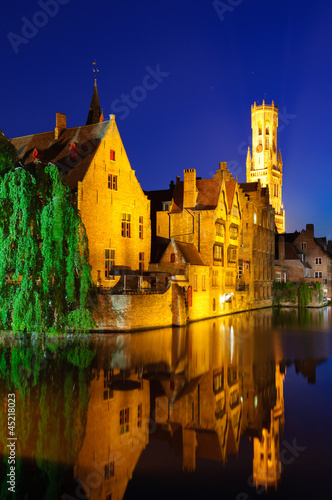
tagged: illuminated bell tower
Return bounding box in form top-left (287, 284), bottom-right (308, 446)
top-left (246, 100), bottom-right (285, 233)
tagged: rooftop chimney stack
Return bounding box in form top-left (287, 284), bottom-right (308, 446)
top-left (183, 169), bottom-right (198, 208)
top-left (55, 112), bottom-right (66, 139)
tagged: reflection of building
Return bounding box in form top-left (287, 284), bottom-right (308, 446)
top-left (253, 364), bottom-right (285, 490)
top-left (75, 368), bottom-right (149, 500)
top-left (246, 101), bottom-right (285, 233)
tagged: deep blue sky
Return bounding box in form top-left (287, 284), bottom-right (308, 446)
top-left (1, 0), bottom-right (332, 237)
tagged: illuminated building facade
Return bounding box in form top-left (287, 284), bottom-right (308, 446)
top-left (246, 101), bottom-right (285, 233)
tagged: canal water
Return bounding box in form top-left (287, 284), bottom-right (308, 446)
top-left (0, 307), bottom-right (332, 500)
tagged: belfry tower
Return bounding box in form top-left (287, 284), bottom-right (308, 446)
top-left (246, 101), bottom-right (285, 233)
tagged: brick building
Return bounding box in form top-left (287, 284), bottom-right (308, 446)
top-left (10, 81), bottom-right (151, 288)
top-left (275, 224), bottom-right (332, 298)
top-left (239, 181), bottom-right (275, 308)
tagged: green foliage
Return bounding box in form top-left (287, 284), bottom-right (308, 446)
top-left (0, 160), bottom-right (95, 334)
top-left (273, 281), bottom-right (297, 306)
top-left (298, 282), bottom-right (313, 308)
top-left (314, 281), bottom-right (323, 303)
top-left (0, 130), bottom-right (18, 174)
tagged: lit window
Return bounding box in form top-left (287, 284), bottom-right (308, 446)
top-left (120, 408), bottom-right (129, 434)
top-left (216, 223), bottom-right (224, 237)
top-left (276, 272), bottom-right (281, 283)
top-left (110, 149), bottom-right (115, 161)
top-left (254, 212), bottom-right (257, 224)
top-left (230, 226), bottom-right (238, 240)
top-left (105, 249), bottom-right (115, 279)
top-left (139, 216), bottom-right (143, 239)
top-left (213, 244), bottom-right (223, 263)
top-left (121, 214), bottom-right (131, 238)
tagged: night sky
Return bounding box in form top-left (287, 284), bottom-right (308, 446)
top-left (1, 0), bottom-right (332, 237)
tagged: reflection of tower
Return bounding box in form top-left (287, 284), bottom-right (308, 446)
top-left (253, 363), bottom-right (284, 490)
top-left (246, 101), bottom-right (285, 233)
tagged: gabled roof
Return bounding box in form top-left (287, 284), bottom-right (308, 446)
top-left (225, 180), bottom-right (237, 208)
top-left (174, 240), bottom-right (205, 266)
top-left (10, 121), bottom-right (110, 191)
top-left (239, 181), bottom-right (259, 193)
top-left (171, 177), bottom-right (222, 211)
top-left (284, 242), bottom-right (311, 268)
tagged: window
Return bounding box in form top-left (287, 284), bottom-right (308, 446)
top-left (253, 212), bottom-right (257, 224)
top-left (314, 272), bottom-right (322, 278)
top-left (315, 257), bottom-right (322, 265)
top-left (105, 461), bottom-right (115, 479)
top-left (233, 205), bottom-right (239, 218)
top-left (202, 275), bottom-right (206, 291)
top-left (139, 216), bottom-right (144, 239)
top-left (162, 201), bottom-right (171, 211)
top-left (194, 275), bottom-right (198, 291)
top-left (139, 252), bottom-right (144, 273)
top-left (108, 174), bottom-right (117, 190)
top-left (301, 242), bottom-right (307, 250)
top-left (170, 253), bottom-right (175, 263)
top-left (212, 270), bottom-right (219, 287)
top-left (213, 370), bottom-right (224, 393)
top-left (121, 213), bottom-right (131, 238)
top-left (110, 149), bottom-right (115, 161)
top-left (105, 249), bottom-right (115, 278)
top-left (216, 223), bottom-right (224, 237)
top-left (212, 298), bottom-right (216, 312)
top-left (213, 244), bottom-right (223, 263)
top-left (138, 404), bottom-right (142, 428)
top-left (230, 226), bottom-right (238, 240)
top-left (120, 408), bottom-right (129, 434)
top-left (276, 272), bottom-right (281, 283)
top-left (265, 137), bottom-right (269, 149)
top-left (258, 123), bottom-right (262, 135)
top-left (227, 247), bottom-right (237, 263)
top-left (103, 370), bottom-right (113, 400)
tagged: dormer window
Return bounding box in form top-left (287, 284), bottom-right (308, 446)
top-left (110, 150), bottom-right (115, 161)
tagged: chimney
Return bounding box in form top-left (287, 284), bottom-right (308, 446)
top-left (305, 224), bottom-right (314, 237)
top-left (55, 112), bottom-right (66, 139)
top-left (183, 169), bottom-right (198, 208)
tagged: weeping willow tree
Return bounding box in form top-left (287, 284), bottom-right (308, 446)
top-left (0, 133), bottom-right (95, 333)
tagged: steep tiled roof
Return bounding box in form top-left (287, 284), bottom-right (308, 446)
top-left (225, 180), bottom-right (236, 208)
top-left (284, 242), bottom-right (311, 268)
top-left (171, 177), bottom-right (222, 211)
top-left (174, 241), bottom-right (205, 265)
top-left (239, 182), bottom-right (259, 193)
top-left (10, 121), bottom-right (110, 191)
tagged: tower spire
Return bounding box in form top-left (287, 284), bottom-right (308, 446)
top-left (86, 61), bottom-right (102, 125)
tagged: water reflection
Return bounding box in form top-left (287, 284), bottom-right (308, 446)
top-left (0, 307), bottom-right (331, 499)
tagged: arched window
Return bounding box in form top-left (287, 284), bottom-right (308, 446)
top-left (170, 253), bottom-right (175, 263)
top-left (258, 122), bottom-right (262, 135)
top-left (266, 123), bottom-right (270, 135)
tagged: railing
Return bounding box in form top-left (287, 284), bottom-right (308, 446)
top-left (98, 285), bottom-right (171, 295)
